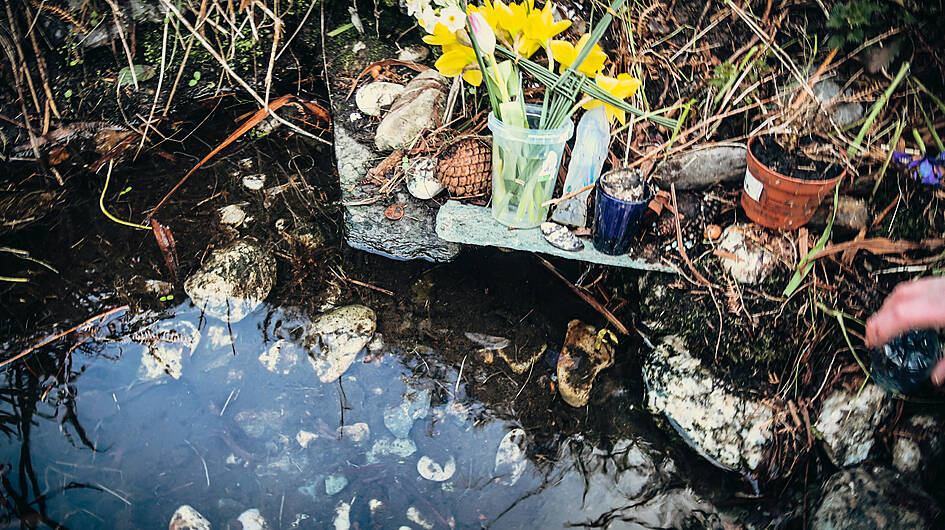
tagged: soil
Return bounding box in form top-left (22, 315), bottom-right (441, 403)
top-left (752, 135), bottom-right (844, 181)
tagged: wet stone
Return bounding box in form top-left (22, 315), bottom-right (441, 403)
top-left (235, 409), bottom-right (282, 439)
top-left (557, 320), bottom-right (616, 407)
top-left (810, 466), bottom-right (940, 529)
top-left (383, 388), bottom-right (431, 438)
top-left (136, 320), bottom-right (200, 380)
top-left (325, 474), bottom-right (348, 496)
top-left (184, 239), bottom-right (276, 323)
top-left (815, 384), bottom-right (890, 467)
top-left (643, 335), bottom-right (773, 471)
top-left (306, 305), bottom-right (377, 383)
top-left (417, 455), bottom-right (456, 482)
top-left (259, 339), bottom-right (302, 375)
top-left (355, 81), bottom-right (406, 117)
top-left (297, 430), bottom-right (319, 448)
top-left (494, 428), bottom-right (528, 486)
top-left (893, 415), bottom-right (944, 476)
top-left (237, 509), bottom-right (271, 530)
top-left (333, 500), bottom-right (352, 530)
top-left (375, 70), bottom-right (448, 151)
top-left (717, 224), bottom-right (777, 285)
top-left (407, 506), bottom-right (435, 530)
top-left (656, 144), bottom-right (747, 191)
top-left (169, 505), bottom-right (211, 530)
top-left (367, 437), bottom-right (418, 463)
top-left (337, 422), bottom-right (371, 444)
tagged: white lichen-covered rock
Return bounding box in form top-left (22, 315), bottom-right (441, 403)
top-left (892, 415), bottom-right (943, 475)
top-left (494, 428), bottom-right (528, 486)
top-left (717, 224), bottom-right (777, 285)
top-left (643, 335), bottom-right (773, 471)
top-left (306, 305), bottom-right (377, 382)
top-left (169, 505), bottom-right (211, 530)
top-left (383, 388), bottom-right (430, 438)
top-left (184, 239), bottom-right (276, 323)
top-left (355, 81), bottom-right (406, 117)
top-left (815, 384), bottom-right (890, 467)
top-left (236, 509), bottom-right (270, 530)
top-left (136, 320), bottom-right (200, 380)
top-left (810, 466), bottom-right (941, 529)
top-left (375, 70), bottom-right (448, 151)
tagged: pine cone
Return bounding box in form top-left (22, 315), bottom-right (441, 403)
top-left (435, 138), bottom-right (492, 197)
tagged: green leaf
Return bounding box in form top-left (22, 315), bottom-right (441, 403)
top-left (64, 89), bottom-right (73, 98)
top-left (116, 64), bottom-right (156, 87)
top-left (193, 71), bottom-right (201, 81)
top-left (782, 183), bottom-right (841, 298)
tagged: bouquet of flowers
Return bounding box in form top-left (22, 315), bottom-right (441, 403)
top-left (409, 0), bottom-right (663, 227)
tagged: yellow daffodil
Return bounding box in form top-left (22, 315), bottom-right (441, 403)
top-left (581, 73), bottom-right (642, 125)
top-left (523, 2), bottom-right (570, 51)
top-left (434, 43), bottom-right (483, 86)
top-left (495, 0), bottom-right (529, 37)
top-left (549, 34), bottom-right (609, 77)
top-left (422, 23), bottom-right (459, 47)
top-left (467, 0), bottom-right (501, 31)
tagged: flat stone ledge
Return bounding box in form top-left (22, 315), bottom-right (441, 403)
top-left (435, 200), bottom-right (673, 271)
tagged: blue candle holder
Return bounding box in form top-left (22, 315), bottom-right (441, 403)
top-left (591, 170), bottom-right (652, 256)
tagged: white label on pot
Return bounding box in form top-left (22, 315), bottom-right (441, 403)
top-left (743, 167), bottom-right (764, 202)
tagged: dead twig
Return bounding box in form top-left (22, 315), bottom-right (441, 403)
top-left (536, 255), bottom-right (629, 335)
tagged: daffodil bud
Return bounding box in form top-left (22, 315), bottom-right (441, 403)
top-left (455, 28), bottom-right (473, 48)
top-left (468, 12), bottom-right (496, 56)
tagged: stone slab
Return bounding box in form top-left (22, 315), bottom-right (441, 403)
top-left (435, 201), bottom-right (673, 272)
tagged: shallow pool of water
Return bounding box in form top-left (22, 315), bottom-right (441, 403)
top-left (0, 296), bottom-right (730, 529)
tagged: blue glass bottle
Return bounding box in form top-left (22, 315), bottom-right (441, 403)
top-left (871, 329), bottom-right (943, 394)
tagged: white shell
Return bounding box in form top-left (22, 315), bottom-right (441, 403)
top-left (417, 455), bottom-right (456, 482)
top-left (406, 158), bottom-right (444, 200)
top-left (540, 222), bottom-right (584, 251)
top-left (242, 174), bottom-right (266, 190)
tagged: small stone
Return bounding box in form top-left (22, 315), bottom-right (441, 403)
top-left (557, 320), bottom-right (616, 407)
top-left (259, 339), bottom-right (301, 375)
top-left (815, 384), bottom-right (890, 467)
top-left (809, 196), bottom-right (869, 232)
top-left (184, 239), bottom-right (276, 323)
top-left (356, 82), bottom-right (406, 117)
top-left (169, 505), bottom-right (211, 530)
top-left (892, 414), bottom-right (943, 475)
top-left (384, 388), bottom-right (431, 438)
top-left (136, 320), bottom-right (200, 380)
top-left (657, 144), bottom-right (748, 191)
top-left (417, 455), bottom-right (456, 482)
top-left (306, 305), bottom-right (377, 383)
top-left (235, 409), bottom-right (282, 439)
top-left (237, 509), bottom-right (270, 530)
top-left (397, 45), bottom-right (429, 62)
top-left (406, 161), bottom-right (445, 200)
top-left (367, 437), bottom-right (417, 463)
top-left (242, 174), bottom-right (266, 190)
top-left (325, 474), bottom-right (348, 496)
top-left (717, 224), bottom-right (777, 285)
top-left (297, 430), bottom-right (319, 448)
top-left (494, 428), bottom-right (528, 486)
top-left (810, 466), bottom-right (940, 529)
top-left (813, 80), bottom-right (865, 129)
top-left (337, 422), bottom-right (370, 443)
top-left (375, 70), bottom-right (448, 151)
top-left (406, 506), bottom-right (434, 530)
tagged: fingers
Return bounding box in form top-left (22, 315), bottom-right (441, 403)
top-left (866, 277), bottom-right (945, 348)
top-left (932, 357), bottom-right (945, 386)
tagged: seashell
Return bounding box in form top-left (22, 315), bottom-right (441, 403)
top-left (406, 157), bottom-right (445, 199)
top-left (540, 222), bottom-right (584, 252)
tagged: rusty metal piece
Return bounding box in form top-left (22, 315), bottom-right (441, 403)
top-left (385, 203), bottom-right (405, 220)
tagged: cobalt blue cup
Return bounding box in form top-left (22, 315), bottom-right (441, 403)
top-left (592, 174), bottom-right (652, 255)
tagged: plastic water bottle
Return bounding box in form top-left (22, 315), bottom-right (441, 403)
top-left (871, 329), bottom-right (943, 394)
top-left (551, 107), bottom-right (610, 228)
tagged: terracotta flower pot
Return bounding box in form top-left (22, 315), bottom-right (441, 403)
top-left (741, 136), bottom-right (846, 230)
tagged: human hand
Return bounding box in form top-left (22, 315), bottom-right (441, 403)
top-left (865, 276), bottom-right (945, 385)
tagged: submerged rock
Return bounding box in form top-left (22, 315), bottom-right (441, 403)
top-left (306, 305), bottom-right (377, 383)
top-left (236, 509), bottom-right (271, 530)
top-left (325, 474), bottom-right (348, 496)
top-left (169, 505), bottom-right (211, 530)
top-left (337, 422), bottom-right (371, 444)
top-left (136, 320), bottom-right (200, 380)
top-left (356, 81), bottom-right (406, 117)
top-left (367, 437), bottom-right (418, 463)
top-left (375, 70), bottom-right (448, 151)
top-left (601, 488), bottom-right (722, 529)
top-left (893, 415), bottom-right (944, 476)
top-left (557, 320), bottom-right (616, 407)
top-left (332, 500), bottom-right (352, 530)
top-left (494, 428), bottom-right (528, 486)
top-left (810, 466), bottom-right (940, 529)
top-left (417, 455), bottom-right (456, 482)
top-left (184, 239), bottom-right (276, 323)
top-left (384, 388), bottom-right (431, 438)
top-left (235, 409), bottom-right (283, 439)
top-left (717, 224), bottom-right (777, 285)
top-left (643, 335), bottom-right (773, 471)
top-left (815, 384), bottom-right (890, 467)
top-left (258, 339), bottom-right (302, 375)
top-left (656, 144), bottom-right (747, 191)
